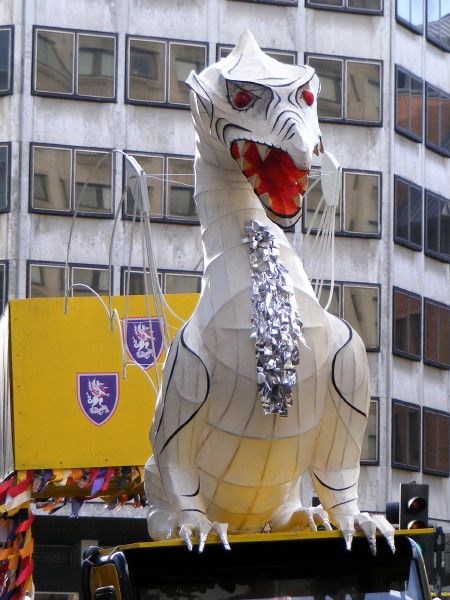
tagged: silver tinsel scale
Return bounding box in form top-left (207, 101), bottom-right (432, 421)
top-left (242, 220), bottom-right (307, 418)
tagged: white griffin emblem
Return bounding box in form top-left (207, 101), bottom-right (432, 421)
top-left (133, 322), bottom-right (153, 360)
top-left (86, 378), bottom-right (110, 416)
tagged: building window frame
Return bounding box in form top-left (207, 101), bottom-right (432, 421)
top-left (122, 151), bottom-right (198, 225)
top-left (29, 143), bottom-right (114, 218)
top-left (216, 44), bottom-right (297, 64)
top-left (0, 26), bottom-right (14, 95)
top-left (126, 35), bottom-right (208, 109)
top-left (305, 53), bottom-right (383, 126)
top-left (120, 267), bottom-right (202, 295)
top-left (391, 399), bottom-right (421, 471)
top-left (422, 407), bottom-right (450, 477)
top-left (360, 398), bottom-right (380, 465)
top-left (395, 66), bottom-right (424, 142)
top-left (392, 286), bottom-right (422, 361)
top-left (32, 26), bottom-right (117, 102)
top-left (27, 260), bottom-right (112, 298)
top-left (425, 83), bottom-right (450, 157)
top-left (393, 175), bottom-right (423, 251)
top-left (0, 261), bottom-right (8, 316)
top-left (423, 298), bottom-right (450, 369)
top-left (0, 142), bottom-right (11, 213)
top-left (426, 0), bottom-right (450, 52)
top-left (306, 0), bottom-right (383, 15)
top-left (395, 0), bottom-right (424, 34)
top-left (424, 190), bottom-right (450, 263)
top-left (303, 167), bottom-right (382, 238)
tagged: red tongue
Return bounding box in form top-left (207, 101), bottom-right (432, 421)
top-left (231, 141), bottom-right (307, 217)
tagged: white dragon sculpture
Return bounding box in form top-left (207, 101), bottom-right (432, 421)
top-left (144, 30), bottom-right (394, 554)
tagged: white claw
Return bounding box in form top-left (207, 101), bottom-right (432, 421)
top-left (198, 520), bottom-right (212, 553)
top-left (179, 524), bottom-right (193, 551)
top-left (212, 522), bottom-right (231, 550)
top-left (342, 530), bottom-right (355, 551)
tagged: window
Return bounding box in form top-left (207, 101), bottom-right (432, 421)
top-left (217, 44), bottom-right (297, 64)
top-left (0, 143), bottom-right (11, 212)
top-left (30, 144), bottom-right (113, 217)
top-left (423, 408), bottom-right (450, 476)
top-left (304, 168), bottom-right (381, 236)
top-left (426, 0), bottom-right (450, 50)
top-left (424, 299), bottom-right (450, 368)
top-left (121, 268), bottom-right (202, 295)
top-left (393, 287), bottom-right (421, 359)
top-left (394, 176), bottom-right (422, 249)
top-left (123, 152), bottom-right (197, 223)
top-left (0, 262), bottom-right (7, 315)
top-left (33, 27), bottom-right (116, 100)
top-left (396, 0), bottom-right (424, 32)
top-left (306, 0), bottom-right (382, 14)
top-left (425, 191), bottom-right (450, 262)
top-left (306, 54), bottom-right (382, 124)
top-left (395, 67), bottom-right (423, 141)
top-left (227, 0), bottom-right (297, 4)
top-left (27, 262), bottom-right (110, 298)
top-left (127, 36), bottom-right (207, 107)
top-left (392, 400), bottom-right (421, 470)
top-left (0, 26), bottom-right (13, 94)
top-left (425, 84), bottom-right (450, 157)
top-left (316, 282), bottom-right (380, 350)
top-left (361, 398), bottom-right (379, 464)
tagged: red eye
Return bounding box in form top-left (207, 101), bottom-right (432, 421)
top-left (233, 90), bottom-right (253, 108)
top-left (302, 90), bottom-right (315, 106)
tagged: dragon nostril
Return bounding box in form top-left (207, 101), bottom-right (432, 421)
top-left (302, 90), bottom-right (315, 106)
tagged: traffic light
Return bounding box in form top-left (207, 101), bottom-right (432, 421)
top-left (399, 483), bottom-right (429, 530)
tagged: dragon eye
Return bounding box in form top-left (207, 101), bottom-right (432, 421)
top-left (302, 90), bottom-right (315, 106)
top-left (233, 90), bottom-right (253, 108)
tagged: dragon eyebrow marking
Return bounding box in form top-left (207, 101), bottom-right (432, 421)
top-left (312, 472), bottom-right (356, 492)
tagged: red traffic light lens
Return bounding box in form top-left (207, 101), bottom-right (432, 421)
top-left (408, 520), bottom-right (427, 529)
top-left (408, 496), bottom-right (427, 514)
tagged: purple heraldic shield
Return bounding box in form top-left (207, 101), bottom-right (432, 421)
top-left (123, 317), bottom-right (164, 370)
top-left (77, 373), bottom-right (119, 426)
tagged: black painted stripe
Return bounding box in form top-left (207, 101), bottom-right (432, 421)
top-left (179, 508), bottom-right (206, 515)
top-left (313, 471), bottom-right (356, 492)
top-left (329, 497), bottom-right (357, 510)
top-left (160, 327), bottom-right (210, 453)
top-left (155, 337), bottom-right (180, 437)
top-left (331, 318), bottom-right (367, 418)
top-left (181, 482), bottom-right (200, 497)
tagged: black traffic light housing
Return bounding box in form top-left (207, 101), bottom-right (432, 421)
top-left (400, 482), bottom-right (429, 530)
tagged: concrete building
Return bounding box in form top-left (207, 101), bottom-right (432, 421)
top-left (0, 0), bottom-right (449, 595)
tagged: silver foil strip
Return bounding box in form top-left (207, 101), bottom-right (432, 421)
top-left (243, 220), bottom-right (306, 418)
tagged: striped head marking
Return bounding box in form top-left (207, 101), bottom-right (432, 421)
top-left (187, 30), bottom-right (324, 228)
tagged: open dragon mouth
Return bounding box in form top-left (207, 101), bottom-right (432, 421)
top-left (230, 140), bottom-right (308, 221)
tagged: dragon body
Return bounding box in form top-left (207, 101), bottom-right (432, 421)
top-left (144, 31), bottom-right (393, 552)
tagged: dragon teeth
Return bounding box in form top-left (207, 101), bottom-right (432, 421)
top-left (259, 192), bottom-right (271, 207)
top-left (236, 140), bottom-right (246, 156)
top-left (248, 174), bottom-right (258, 188)
top-left (256, 144), bottom-right (271, 162)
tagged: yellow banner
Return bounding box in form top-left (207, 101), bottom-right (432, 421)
top-left (9, 294), bottom-right (198, 470)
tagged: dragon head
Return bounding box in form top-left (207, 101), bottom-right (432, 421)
top-left (187, 30), bottom-right (323, 228)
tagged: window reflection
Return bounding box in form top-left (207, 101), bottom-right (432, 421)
top-left (72, 267), bottom-right (109, 296)
top-left (169, 43), bottom-right (206, 105)
top-left (165, 273), bottom-right (201, 294)
top-left (425, 192), bottom-right (450, 260)
top-left (32, 146), bottom-right (71, 211)
top-left (392, 400), bottom-right (421, 469)
top-left (344, 172), bottom-right (380, 234)
top-left (0, 145), bottom-right (8, 210)
top-left (29, 264), bottom-right (66, 298)
top-left (394, 177), bottom-right (422, 249)
top-left (395, 67), bottom-right (423, 140)
top-left (397, 0), bottom-right (424, 30)
top-left (75, 150), bottom-right (112, 213)
top-left (0, 28), bottom-right (12, 93)
top-left (125, 154), bottom-right (164, 218)
top-left (308, 57), bottom-right (343, 119)
top-left (128, 39), bottom-right (165, 102)
top-left (343, 284), bottom-right (379, 349)
top-left (35, 29), bottom-right (74, 94)
top-left (426, 0), bottom-right (450, 49)
top-left (393, 288), bottom-right (421, 358)
top-left (346, 61), bottom-right (381, 122)
top-left (361, 399), bottom-right (378, 463)
top-left (77, 34), bottom-right (115, 98)
top-left (167, 157), bottom-right (195, 219)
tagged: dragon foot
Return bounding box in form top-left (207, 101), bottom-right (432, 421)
top-left (334, 512), bottom-right (395, 555)
top-left (271, 504), bottom-right (333, 532)
top-left (147, 508), bottom-right (230, 552)
top-left (179, 519), bottom-right (230, 553)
